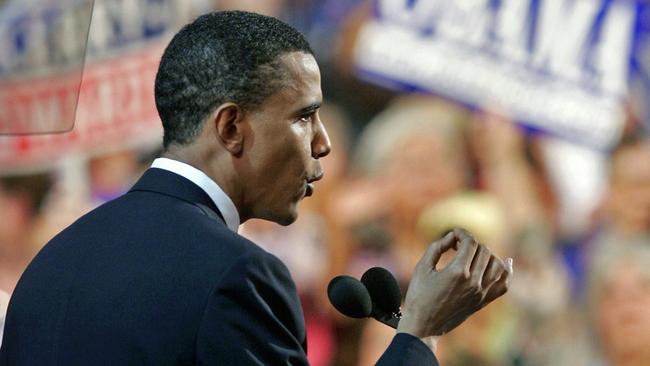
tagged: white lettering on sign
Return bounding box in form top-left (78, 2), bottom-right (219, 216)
top-left (436, 0), bottom-right (492, 48)
top-left (531, 0), bottom-right (601, 84)
top-left (494, 0), bottom-right (530, 64)
top-left (590, 2), bottom-right (635, 95)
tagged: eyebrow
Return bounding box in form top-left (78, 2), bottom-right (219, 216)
top-left (293, 102), bottom-right (321, 117)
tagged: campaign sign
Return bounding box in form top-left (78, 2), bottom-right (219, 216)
top-left (0, 0), bottom-right (194, 171)
top-left (353, 0), bottom-right (645, 149)
top-left (0, 0), bottom-right (93, 134)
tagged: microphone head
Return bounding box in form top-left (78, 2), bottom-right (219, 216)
top-left (360, 267), bottom-right (402, 313)
top-left (327, 275), bottom-right (372, 318)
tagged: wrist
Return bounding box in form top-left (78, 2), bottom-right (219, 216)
top-left (396, 311), bottom-right (426, 338)
top-left (419, 335), bottom-right (438, 354)
top-left (396, 330), bottom-right (438, 354)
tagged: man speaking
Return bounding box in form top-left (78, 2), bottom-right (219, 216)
top-left (0, 11), bottom-right (511, 365)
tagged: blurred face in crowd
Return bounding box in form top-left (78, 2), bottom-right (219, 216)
top-left (239, 52), bottom-right (331, 225)
top-left (608, 141), bottom-right (650, 233)
top-left (384, 133), bottom-right (467, 217)
top-left (596, 261), bottom-right (650, 364)
top-left (0, 175), bottom-right (51, 249)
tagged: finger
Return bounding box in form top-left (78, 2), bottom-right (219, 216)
top-left (417, 231), bottom-right (456, 271)
top-left (452, 228), bottom-right (475, 247)
top-left (470, 244), bottom-right (491, 286)
top-left (481, 255), bottom-right (505, 290)
top-left (451, 237), bottom-right (479, 274)
top-left (430, 231), bottom-right (458, 270)
top-left (483, 257), bottom-right (513, 304)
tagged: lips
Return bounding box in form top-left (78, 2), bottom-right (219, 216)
top-left (304, 172), bottom-right (323, 198)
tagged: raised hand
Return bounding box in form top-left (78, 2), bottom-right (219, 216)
top-left (397, 228), bottom-right (513, 339)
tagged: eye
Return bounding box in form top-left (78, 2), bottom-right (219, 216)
top-left (297, 115), bottom-right (313, 124)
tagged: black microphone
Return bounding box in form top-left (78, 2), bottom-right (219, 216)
top-left (361, 267), bottom-right (402, 328)
top-left (327, 267), bottom-right (402, 329)
top-left (327, 275), bottom-right (372, 318)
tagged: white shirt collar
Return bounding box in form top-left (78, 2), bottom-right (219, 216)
top-left (151, 157), bottom-right (240, 232)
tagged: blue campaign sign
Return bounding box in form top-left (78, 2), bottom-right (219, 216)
top-left (353, 0), bottom-right (647, 149)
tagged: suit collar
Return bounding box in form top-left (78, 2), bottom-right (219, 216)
top-left (150, 158), bottom-right (240, 231)
top-left (129, 168), bottom-right (226, 225)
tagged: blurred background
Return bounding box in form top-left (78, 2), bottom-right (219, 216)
top-left (2, 0), bottom-right (650, 365)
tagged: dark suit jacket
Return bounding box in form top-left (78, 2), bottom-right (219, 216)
top-left (0, 168), bottom-right (437, 365)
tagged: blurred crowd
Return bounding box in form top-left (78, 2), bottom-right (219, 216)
top-left (2, 1), bottom-right (650, 365)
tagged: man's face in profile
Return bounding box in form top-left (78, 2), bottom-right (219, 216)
top-left (239, 52), bottom-right (331, 225)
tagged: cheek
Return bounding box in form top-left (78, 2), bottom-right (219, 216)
top-left (283, 125), bottom-right (313, 171)
top-left (291, 123), bottom-right (313, 155)
top-left (261, 127), bottom-right (311, 186)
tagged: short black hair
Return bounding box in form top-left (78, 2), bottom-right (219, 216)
top-left (155, 11), bottom-right (314, 148)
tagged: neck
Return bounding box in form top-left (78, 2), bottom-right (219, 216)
top-left (161, 144), bottom-right (248, 221)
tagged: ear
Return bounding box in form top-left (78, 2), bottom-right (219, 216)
top-left (211, 103), bottom-right (245, 156)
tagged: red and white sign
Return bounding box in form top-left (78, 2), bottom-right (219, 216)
top-left (0, 45), bottom-right (164, 172)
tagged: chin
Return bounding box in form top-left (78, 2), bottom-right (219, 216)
top-left (276, 211), bottom-right (298, 226)
top-left (262, 207), bottom-right (298, 226)
top-left (276, 217), bottom-right (297, 226)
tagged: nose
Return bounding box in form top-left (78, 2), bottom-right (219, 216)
top-left (312, 117), bottom-right (331, 159)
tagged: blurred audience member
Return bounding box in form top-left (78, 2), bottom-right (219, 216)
top-left (0, 173), bottom-right (53, 294)
top-left (587, 243), bottom-right (650, 366)
top-left (573, 131), bottom-right (650, 297)
top-left (472, 112), bottom-right (575, 365)
top-left (341, 95), bottom-right (471, 278)
top-left (350, 98), bottom-right (567, 366)
top-left (596, 132), bottom-right (650, 243)
top-left (470, 110), bottom-right (556, 237)
top-left (416, 192), bottom-right (512, 365)
top-left (88, 149), bottom-right (146, 204)
top-left (341, 96), bottom-right (471, 365)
